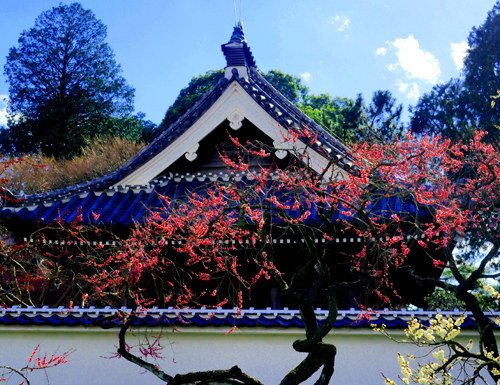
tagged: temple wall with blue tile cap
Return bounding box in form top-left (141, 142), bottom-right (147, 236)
top-left (0, 307), bottom-right (497, 384)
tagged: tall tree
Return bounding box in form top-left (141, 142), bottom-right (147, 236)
top-left (410, 79), bottom-right (468, 141)
top-left (3, 3), bottom-right (135, 159)
top-left (410, 1), bottom-right (500, 144)
top-left (366, 90), bottom-right (404, 142)
top-left (463, 1), bottom-right (500, 137)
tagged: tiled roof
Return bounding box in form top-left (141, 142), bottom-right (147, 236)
top-left (7, 68), bottom-right (353, 207)
top-left (0, 173), bottom-right (429, 228)
top-left (0, 306), bottom-right (495, 330)
top-left (245, 68), bottom-right (354, 164)
top-left (0, 31), bottom-right (380, 227)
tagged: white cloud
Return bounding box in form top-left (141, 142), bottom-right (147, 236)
top-left (406, 83), bottom-right (420, 100)
top-left (301, 72), bottom-right (312, 84)
top-left (396, 81), bottom-right (420, 100)
top-left (0, 95), bottom-right (8, 127)
top-left (387, 63), bottom-right (399, 72)
top-left (376, 47), bottom-right (387, 56)
top-left (397, 81), bottom-right (409, 93)
top-left (387, 35), bottom-right (440, 84)
top-left (330, 14), bottom-right (350, 32)
top-left (451, 41), bottom-right (468, 70)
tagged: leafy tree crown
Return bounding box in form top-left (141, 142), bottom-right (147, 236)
top-left (3, 2), bottom-right (135, 158)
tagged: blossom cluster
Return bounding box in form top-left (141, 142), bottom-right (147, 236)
top-left (378, 311), bottom-right (500, 385)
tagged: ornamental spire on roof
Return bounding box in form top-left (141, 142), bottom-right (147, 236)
top-left (221, 21), bottom-right (256, 70)
top-left (229, 21), bottom-right (246, 43)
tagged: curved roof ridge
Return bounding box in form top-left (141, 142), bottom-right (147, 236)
top-left (246, 68), bottom-right (355, 163)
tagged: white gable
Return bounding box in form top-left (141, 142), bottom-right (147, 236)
top-left (116, 81), bottom-right (345, 186)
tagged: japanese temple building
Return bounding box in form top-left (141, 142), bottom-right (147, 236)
top-left (0, 23), bottom-right (354, 233)
top-left (0, 23), bottom-right (478, 385)
top-left (0, 23), bottom-right (441, 310)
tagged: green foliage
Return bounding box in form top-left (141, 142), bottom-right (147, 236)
top-left (299, 91), bottom-right (403, 143)
top-left (2, 3), bottom-right (135, 159)
top-left (366, 90), bottom-right (404, 142)
top-left (411, 1), bottom-right (500, 144)
top-left (425, 287), bottom-right (465, 311)
top-left (161, 68), bottom-right (403, 144)
top-left (410, 79), bottom-right (469, 141)
top-left (261, 70), bottom-right (309, 104)
top-left (159, 70), bottom-right (224, 130)
top-left (425, 263), bottom-right (499, 311)
top-left (96, 113), bottom-right (158, 143)
top-left (463, 1), bottom-right (500, 139)
top-left (299, 93), bottom-right (366, 143)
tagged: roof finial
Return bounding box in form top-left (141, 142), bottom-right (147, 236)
top-left (229, 21), bottom-right (245, 43)
top-left (222, 3), bottom-right (256, 70)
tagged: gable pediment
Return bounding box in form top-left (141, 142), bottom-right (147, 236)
top-left (116, 80), bottom-right (343, 186)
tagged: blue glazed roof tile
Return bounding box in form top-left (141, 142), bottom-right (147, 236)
top-left (0, 307), bottom-right (496, 330)
top-left (0, 175), bottom-right (431, 228)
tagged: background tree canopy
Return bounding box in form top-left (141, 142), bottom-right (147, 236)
top-left (2, 3), bottom-right (145, 159)
top-left (160, 69), bottom-right (404, 143)
top-left (410, 1), bottom-right (500, 144)
top-left (159, 69), bottom-right (223, 131)
top-left (261, 70), bottom-right (309, 104)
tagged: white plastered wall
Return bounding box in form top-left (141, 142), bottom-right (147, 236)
top-left (0, 326), bottom-right (480, 385)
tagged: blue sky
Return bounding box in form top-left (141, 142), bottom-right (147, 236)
top-left (0, 0), bottom-right (497, 126)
